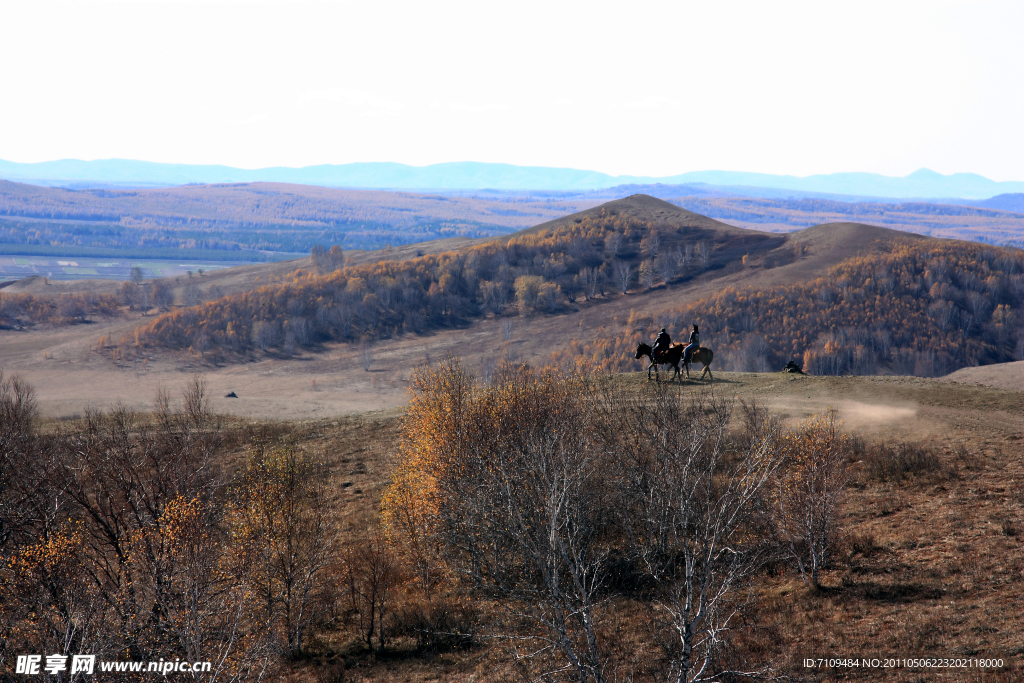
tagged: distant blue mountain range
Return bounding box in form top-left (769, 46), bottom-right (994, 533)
top-left (1, 158), bottom-right (1023, 200)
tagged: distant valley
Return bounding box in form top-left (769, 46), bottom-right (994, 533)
top-left (1, 179), bottom-right (1023, 286)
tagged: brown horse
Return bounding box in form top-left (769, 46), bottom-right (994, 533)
top-left (635, 341), bottom-right (683, 381)
top-left (682, 346), bottom-right (715, 381)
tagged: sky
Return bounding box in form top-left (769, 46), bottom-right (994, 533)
top-left (1, 0), bottom-right (1022, 180)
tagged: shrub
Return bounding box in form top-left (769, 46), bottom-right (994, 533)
top-left (391, 600), bottom-right (480, 653)
top-left (776, 410), bottom-right (851, 588)
top-left (864, 441), bottom-right (946, 483)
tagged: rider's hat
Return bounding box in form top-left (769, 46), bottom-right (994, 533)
top-left (660, 328), bottom-right (666, 333)
top-left (693, 324), bottom-right (699, 329)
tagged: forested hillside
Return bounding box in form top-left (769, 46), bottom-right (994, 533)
top-left (125, 199), bottom-right (778, 358)
top-left (553, 240), bottom-right (1024, 376)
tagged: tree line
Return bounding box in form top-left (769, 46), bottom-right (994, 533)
top-left (0, 290), bottom-right (122, 329)
top-left (0, 279), bottom-right (178, 329)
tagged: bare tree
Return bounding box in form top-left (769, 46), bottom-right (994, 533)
top-left (131, 266), bottom-right (144, 284)
top-left (150, 281), bottom-right (174, 309)
top-left (675, 243), bottom-right (694, 271)
top-left (613, 260), bottom-right (633, 294)
top-left (184, 282), bottom-right (204, 307)
top-left (698, 241), bottom-right (711, 269)
top-left (228, 443), bottom-right (337, 656)
top-left (252, 320), bottom-right (283, 351)
top-left (639, 259), bottom-right (657, 289)
top-left (311, 245), bottom-right (346, 275)
top-left (641, 231), bottom-right (661, 258)
top-left (656, 252), bottom-right (677, 285)
top-left (341, 535), bottom-right (398, 653)
top-left (289, 317), bottom-right (312, 346)
top-left (603, 232), bottom-right (623, 258)
top-left (603, 387), bottom-right (781, 682)
top-left (579, 267), bottom-right (601, 300)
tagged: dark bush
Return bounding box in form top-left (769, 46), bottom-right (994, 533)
top-left (864, 441), bottom-right (946, 483)
top-left (391, 601), bottom-right (480, 653)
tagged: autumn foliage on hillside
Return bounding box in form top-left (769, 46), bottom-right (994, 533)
top-left (0, 278), bottom-right (178, 329)
top-left (553, 242), bottom-right (1024, 377)
top-left (0, 289), bottom-right (121, 328)
top-left (128, 209), bottom-right (771, 359)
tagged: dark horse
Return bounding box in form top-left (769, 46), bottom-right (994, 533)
top-left (635, 342), bottom-right (715, 382)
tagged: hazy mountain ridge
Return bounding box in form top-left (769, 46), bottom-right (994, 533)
top-left (4, 157), bottom-right (1024, 199)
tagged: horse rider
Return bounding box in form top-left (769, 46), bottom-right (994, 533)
top-left (683, 324), bottom-right (700, 364)
top-left (652, 328), bottom-right (671, 362)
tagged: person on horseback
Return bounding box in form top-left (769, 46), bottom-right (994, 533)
top-left (652, 328), bottom-right (671, 362)
top-left (683, 324), bottom-right (700, 364)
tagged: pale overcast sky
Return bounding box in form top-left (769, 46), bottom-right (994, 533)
top-left (1, 0), bottom-right (1022, 179)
